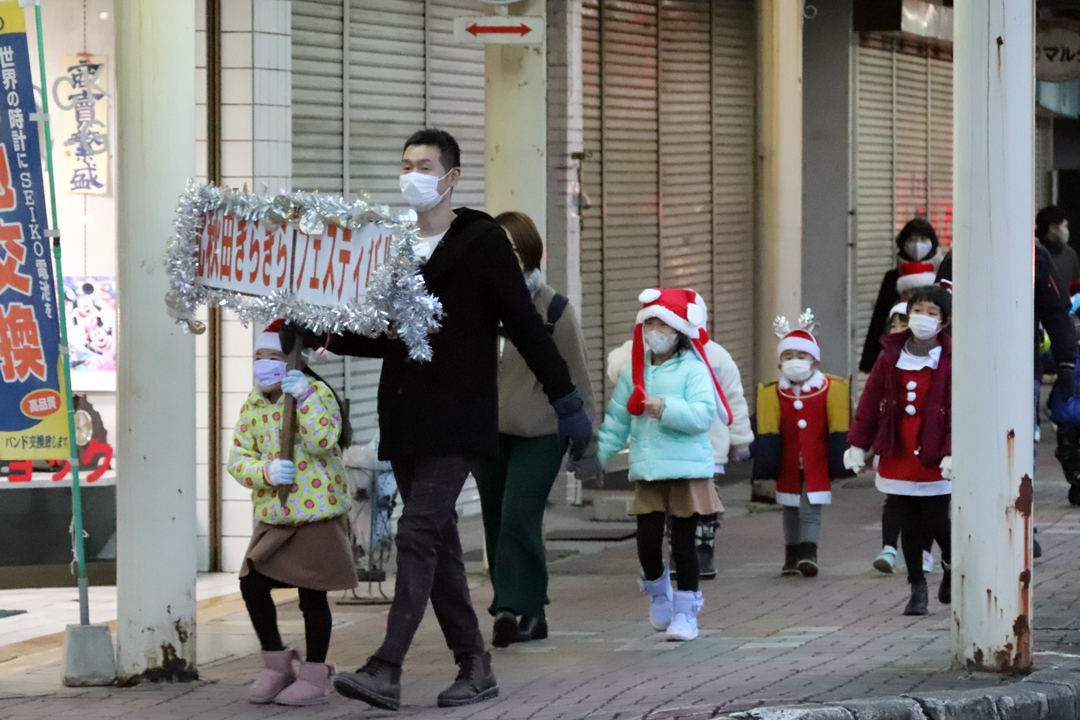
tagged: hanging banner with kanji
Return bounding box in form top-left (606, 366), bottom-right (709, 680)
top-left (0, 3), bottom-right (70, 461)
top-left (53, 53), bottom-right (108, 195)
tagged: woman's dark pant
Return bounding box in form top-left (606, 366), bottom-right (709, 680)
top-left (240, 567), bottom-right (332, 663)
top-left (890, 494), bottom-right (951, 585)
top-left (637, 511), bottom-right (700, 592)
top-left (882, 495), bottom-right (933, 553)
top-left (474, 433), bottom-right (566, 618)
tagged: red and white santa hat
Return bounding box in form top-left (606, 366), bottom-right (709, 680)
top-left (888, 301), bottom-right (909, 318)
top-left (256, 319), bottom-right (284, 352)
top-left (896, 262), bottom-right (937, 295)
top-left (776, 328), bottom-right (820, 361)
top-left (627, 288), bottom-right (732, 425)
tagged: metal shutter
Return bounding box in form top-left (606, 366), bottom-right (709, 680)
top-left (292, 0), bottom-right (345, 194)
top-left (710, 0), bottom-right (755, 382)
top-left (1036, 116), bottom-right (1053, 209)
top-left (580, 0), bottom-right (755, 406)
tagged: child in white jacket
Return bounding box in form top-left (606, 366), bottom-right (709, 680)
top-left (608, 330), bottom-right (753, 579)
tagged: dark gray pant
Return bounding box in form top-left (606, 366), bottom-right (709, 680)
top-left (375, 456), bottom-right (486, 666)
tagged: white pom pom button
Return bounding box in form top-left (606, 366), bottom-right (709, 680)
top-left (906, 381), bottom-right (917, 391)
top-left (797, 419), bottom-right (807, 429)
top-left (907, 392), bottom-right (916, 402)
top-left (793, 400), bottom-right (804, 410)
top-left (906, 405), bottom-right (917, 416)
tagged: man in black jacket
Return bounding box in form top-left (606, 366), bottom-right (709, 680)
top-left (294, 130), bottom-right (593, 710)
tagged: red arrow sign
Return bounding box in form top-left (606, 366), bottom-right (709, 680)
top-left (467, 22), bottom-right (532, 37)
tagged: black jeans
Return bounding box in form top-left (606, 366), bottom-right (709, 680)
top-left (375, 456), bottom-right (486, 666)
top-left (881, 495), bottom-right (933, 553)
top-left (1056, 422), bottom-right (1080, 485)
top-left (240, 567), bottom-right (332, 663)
top-left (637, 512), bottom-right (699, 592)
top-left (891, 494), bottom-right (951, 585)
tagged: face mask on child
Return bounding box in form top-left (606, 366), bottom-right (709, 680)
top-left (253, 358), bottom-right (287, 388)
top-left (781, 358), bottom-right (814, 383)
top-left (907, 313), bottom-right (941, 340)
top-left (644, 329), bottom-right (678, 355)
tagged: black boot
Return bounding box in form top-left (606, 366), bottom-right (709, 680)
top-left (1070, 483), bottom-right (1080, 507)
top-left (696, 515), bottom-right (719, 580)
top-left (938, 565), bottom-right (951, 604)
top-left (782, 545), bottom-right (800, 575)
top-left (904, 580), bottom-right (929, 616)
top-left (517, 615), bottom-right (548, 642)
top-left (1034, 528), bottom-right (1043, 559)
top-left (437, 652), bottom-right (499, 707)
top-left (797, 542), bottom-right (818, 577)
top-left (333, 656), bottom-right (402, 710)
top-left (492, 610), bottom-right (519, 649)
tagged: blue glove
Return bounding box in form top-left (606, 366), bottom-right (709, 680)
top-left (266, 459), bottom-right (296, 486)
top-left (281, 370), bottom-right (312, 400)
top-left (552, 388), bottom-right (593, 461)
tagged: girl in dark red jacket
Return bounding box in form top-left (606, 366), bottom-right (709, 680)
top-left (845, 285), bottom-right (952, 617)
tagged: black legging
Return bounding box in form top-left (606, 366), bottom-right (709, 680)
top-left (637, 512), bottom-right (699, 592)
top-left (890, 494), bottom-right (951, 585)
top-left (240, 567), bottom-right (333, 663)
top-left (882, 495), bottom-right (933, 553)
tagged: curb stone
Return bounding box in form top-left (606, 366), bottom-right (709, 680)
top-left (729, 667), bottom-right (1080, 720)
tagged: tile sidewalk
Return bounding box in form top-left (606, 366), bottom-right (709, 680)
top-left (2, 441), bottom-right (1080, 719)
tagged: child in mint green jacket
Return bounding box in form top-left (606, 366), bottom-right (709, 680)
top-left (228, 320), bottom-right (357, 707)
top-left (597, 289), bottom-right (731, 642)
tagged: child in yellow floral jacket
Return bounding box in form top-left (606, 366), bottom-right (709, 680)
top-left (229, 320), bottom-right (356, 707)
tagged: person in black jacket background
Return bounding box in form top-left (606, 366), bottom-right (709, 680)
top-left (290, 130), bottom-right (594, 711)
top-left (859, 218), bottom-right (943, 373)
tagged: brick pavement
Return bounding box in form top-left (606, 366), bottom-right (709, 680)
top-left (3, 444), bottom-right (1080, 720)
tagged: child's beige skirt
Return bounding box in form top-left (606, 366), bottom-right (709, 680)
top-left (630, 478), bottom-right (724, 518)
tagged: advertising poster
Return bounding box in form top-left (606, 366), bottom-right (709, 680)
top-left (0, 3), bottom-right (70, 461)
top-left (64, 276), bottom-right (116, 391)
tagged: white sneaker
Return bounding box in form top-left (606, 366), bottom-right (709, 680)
top-left (666, 590), bottom-right (704, 641)
top-left (639, 569), bottom-right (673, 631)
top-left (922, 550), bottom-right (934, 574)
top-left (873, 546), bottom-right (897, 574)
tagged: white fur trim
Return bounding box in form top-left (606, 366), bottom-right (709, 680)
top-left (896, 272), bottom-right (937, 295)
top-left (874, 475), bottom-right (951, 496)
top-left (256, 330), bottom-right (282, 352)
top-left (889, 302), bottom-right (908, 317)
top-left (639, 288), bottom-right (662, 303)
top-left (805, 491), bottom-right (832, 505)
top-left (896, 346), bottom-right (941, 371)
top-left (636, 305), bottom-right (696, 338)
top-left (776, 336), bottom-right (820, 360)
top-left (779, 370), bottom-right (826, 392)
top-left (776, 491), bottom-right (802, 507)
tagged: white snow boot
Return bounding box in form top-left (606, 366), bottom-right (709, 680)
top-left (666, 590), bottom-right (704, 641)
top-left (638, 569), bottom-right (673, 631)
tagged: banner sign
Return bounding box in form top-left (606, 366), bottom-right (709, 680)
top-left (166, 184), bottom-right (443, 362)
top-left (53, 53), bottom-right (109, 195)
top-left (195, 212), bottom-right (395, 306)
top-left (0, 4), bottom-right (70, 461)
top-left (1037, 27), bottom-right (1080, 84)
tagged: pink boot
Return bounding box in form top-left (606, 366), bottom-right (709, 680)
top-left (274, 661), bottom-right (335, 706)
top-left (247, 648), bottom-right (299, 704)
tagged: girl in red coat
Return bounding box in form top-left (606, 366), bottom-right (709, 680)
top-left (846, 285), bottom-right (952, 616)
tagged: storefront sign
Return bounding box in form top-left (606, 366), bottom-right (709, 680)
top-left (1037, 27), bottom-right (1080, 84)
top-left (0, 3), bottom-right (70, 461)
top-left (52, 54), bottom-right (108, 194)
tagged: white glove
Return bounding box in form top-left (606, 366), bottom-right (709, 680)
top-left (843, 447), bottom-right (867, 473)
top-left (940, 456), bottom-right (953, 481)
top-left (730, 445), bottom-right (752, 463)
top-left (280, 370), bottom-right (311, 399)
top-left (266, 459), bottom-right (296, 486)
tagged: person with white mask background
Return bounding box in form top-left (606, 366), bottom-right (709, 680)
top-left (284, 129), bottom-right (594, 711)
top-left (1037, 205), bottom-right (1080, 287)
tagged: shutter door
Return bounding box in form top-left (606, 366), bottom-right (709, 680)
top-left (580, 0), bottom-right (603, 403)
top-left (292, 0), bottom-right (345, 194)
top-left (1036, 116), bottom-right (1053, 209)
top-left (710, 0), bottom-right (755, 380)
top-left (928, 56), bottom-right (952, 248)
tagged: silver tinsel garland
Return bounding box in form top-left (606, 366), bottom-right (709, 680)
top-left (163, 181), bottom-right (443, 362)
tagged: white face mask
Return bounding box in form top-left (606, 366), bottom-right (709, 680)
top-left (781, 358), bottom-right (814, 384)
top-left (644, 329), bottom-right (678, 355)
top-left (400, 171), bottom-right (451, 212)
top-left (253, 359), bottom-right (287, 388)
top-left (907, 313), bottom-right (941, 340)
top-left (1062, 228), bottom-right (1071, 245)
top-left (905, 238), bottom-right (933, 261)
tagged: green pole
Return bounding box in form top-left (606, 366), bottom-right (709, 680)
top-left (34, 5), bottom-right (89, 625)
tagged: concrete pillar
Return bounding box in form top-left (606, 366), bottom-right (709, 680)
top-left (485, 0), bottom-right (548, 251)
top-left (951, 0), bottom-right (1034, 672)
top-left (114, 0), bottom-right (198, 681)
top-left (755, 0), bottom-right (803, 382)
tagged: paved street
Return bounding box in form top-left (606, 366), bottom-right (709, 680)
top-left (2, 438), bottom-right (1080, 720)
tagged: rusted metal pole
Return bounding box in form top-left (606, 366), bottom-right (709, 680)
top-left (951, 0), bottom-right (1034, 673)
